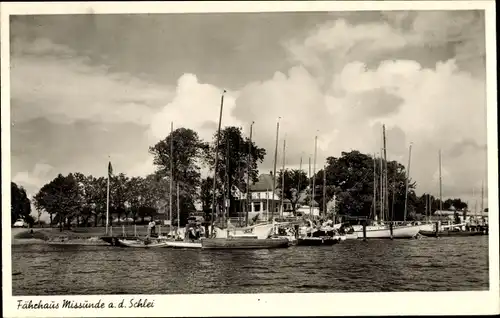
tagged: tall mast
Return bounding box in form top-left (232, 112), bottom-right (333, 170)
top-left (225, 137), bottom-right (230, 227)
top-left (210, 90), bottom-right (226, 236)
top-left (372, 154), bottom-right (377, 219)
top-left (439, 149), bottom-right (443, 212)
top-left (280, 135), bottom-right (286, 216)
top-left (271, 117), bottom-right (280, 222)
top-left (480, 180), bottom-right (484, 214)
top-left (379, 150), bottom-right (383, 222)
top-left (323, 164), bottom-right (327, 215)
top-left (308, 156), bottom-right (312, 216)
top-left (297, 156), bottom-right (303, 199)
top-left (382, 125), bottom-right (388, 221)
top-left (245, 121), bottom-right (254, 226)
top-left (169, 122), bottom-right (173, 229)
top-left (312, 134), bottom-right (318, 216)
top-left (177, 183), bottom-right (180, 231)
top-left (473, 187), bottom-right (477, 217)
top-left (403, 143), bottom-right (413, 222)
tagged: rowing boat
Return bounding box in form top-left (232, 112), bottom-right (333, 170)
top-left (117, 239), bottom-right (169, 248)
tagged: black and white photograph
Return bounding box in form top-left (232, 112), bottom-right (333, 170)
top-left (2, 1), bottom-right (498, 317)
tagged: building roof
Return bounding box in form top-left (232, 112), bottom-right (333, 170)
top-left (249, 174), bottom-right (274, 192)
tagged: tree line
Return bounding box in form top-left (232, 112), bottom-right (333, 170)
top-left (11, 125), bottom-right (471, 227)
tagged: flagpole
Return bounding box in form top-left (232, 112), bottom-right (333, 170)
top-left (106, 159), bottom-right (110, 235)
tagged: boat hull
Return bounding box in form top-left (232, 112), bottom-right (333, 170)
top-left (353, 224), bottom-right (421, 239)
top-left (201, 237), bottom-right (289, 249)
top-left (297, 237), bottom-right (340, 246)
top-left (419, 230), bottom-right (485, 237)
top-left (165, 241), bottom-right (202, 249)
top-left (117, 239), bottom-right (169, 248)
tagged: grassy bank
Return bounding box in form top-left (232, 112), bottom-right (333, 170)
top-left (11, 224), bottom-right (175, 246)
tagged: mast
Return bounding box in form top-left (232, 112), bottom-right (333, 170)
top-left (379, 149), bottom-right (383, 222)
top-left (245, 121), bottom-right (254, 226)
top-left (473, 187), bottom-right (477, 217)
top-left (271, 117), bottom-right (280, 222)
top-left (391, 180), bottom-right (396, 221)
top-left (210, 90), bottom-right (226, 236)
top-left (177, 183), bottom-right (180, 231)
top-left (372, 154), bottom-right (377, 219)
top-left (297, 156), bottom-right (303, 208)
top-left (480, 180), bottom-right (484, 214)
top-left (439, 149), bottom-right (443, 212)
top-left (225, 137), bottom-right (230, 227)
top-left (169, 122), bottom-right (173, 230)
top-left (382, 125), bottom-right (388, 222)
top-left (312, 134), bottom-right (318, 216)
top-left (403, 143), bottom-right (413, 222)
top-left (323, 164), bottom-right (327, 215)
top-left (308, 156), bottom-right (312, 216)
top-left (280, 135), bottom-right (286, 216)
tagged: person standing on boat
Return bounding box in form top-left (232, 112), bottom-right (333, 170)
top-left (148, 220), bottom-right (156, 237)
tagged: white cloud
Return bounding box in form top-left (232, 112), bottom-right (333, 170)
top-left (148, 73), bottom-right (240, 142)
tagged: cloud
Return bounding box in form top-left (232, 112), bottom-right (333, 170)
top-left (148, 73), bottom-right (240, 142)
top-left (9, 12), bottom-right (488, 206)
top-left (12, 163), bottom-right (54, 196)
top-left (10, 38), bottom-right (173, 126)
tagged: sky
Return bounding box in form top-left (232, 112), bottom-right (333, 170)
top-left (9, 11), bottom-right (489, 214)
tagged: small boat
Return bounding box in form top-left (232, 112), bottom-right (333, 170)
top-left (201, 237), bottom-right (290, 250)
top-left (297, 236), bottom-right (340, 246)
top-left (352, 224), bottom-right (421, 239)
top-left (165, 241), bottom-right (202, 249)
top-left (117, 238), bottom-right (169, 248)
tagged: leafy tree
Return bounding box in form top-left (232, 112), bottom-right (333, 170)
top-left (33, 173), bottom-right (83, 231)
top-left (200, 176), bottom-right (214, 214)
top-left (204, 126), bottom-right (266, 216)
top-left (312, 151), bottom-right (415, 220)
top-left (11, 182), bottom-right (31, 225)
top-left (150, 128), bottom-right (207, 221)
top-left (276, 169), bottom-right (308, 214)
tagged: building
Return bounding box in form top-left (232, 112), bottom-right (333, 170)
top-left (232, 173), bottom-right (319, 218)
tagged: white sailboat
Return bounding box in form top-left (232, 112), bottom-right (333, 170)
top-left (352, 125), bottom-right (420, 239)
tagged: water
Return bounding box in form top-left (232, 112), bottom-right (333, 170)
top-left (11, 236), bottom-right (489, 295)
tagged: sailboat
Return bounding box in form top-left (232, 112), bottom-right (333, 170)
top-left (419, 154), bottom-right (487, 238)
top-left (201, 94), bottom-right (289, 249)
top-left (351, 126), bottom-right (420, 239)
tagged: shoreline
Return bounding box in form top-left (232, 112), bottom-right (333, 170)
top-left (11, 228), bottom-right (110, 246)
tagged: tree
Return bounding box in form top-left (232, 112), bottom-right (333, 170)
top-left (11, 182), bottom-right (31, 225)
top-left (200, 176), bottom-right (214, 215)
top-left (33, 173), bottom-right (83, 231)
top-left (204, 126), bottom-right (266, 216)
top-left (276, 169), bottom-right (308, 214)
top-left (149, 127), bottom-right (207, 218)
top-left (312, 151), bottom-right (415, 220)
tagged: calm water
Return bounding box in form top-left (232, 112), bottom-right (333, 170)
top-left (11, 236), bottom-right (489, 295)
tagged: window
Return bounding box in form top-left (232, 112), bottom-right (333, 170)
top-left (254, 202), bottom-right (261, 212)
